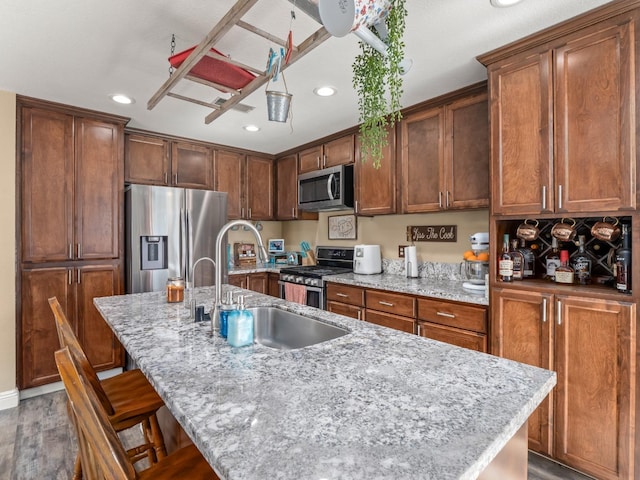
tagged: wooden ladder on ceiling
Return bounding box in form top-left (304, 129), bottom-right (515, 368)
top-left (147, 0), bottom-right (330, 124)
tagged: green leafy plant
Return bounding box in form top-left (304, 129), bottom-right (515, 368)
top-left (352, 0), bottom-right (407, 169)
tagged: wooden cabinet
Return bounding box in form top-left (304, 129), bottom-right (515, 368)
top-left (275, 154), bottom-right (318, 220)
top-left (492, 288), bottom-right (635, 479)
top-left (326, 283), bottom-right (365, 321)
top-left (400, 92), bottom-right (489, 213)
top-left (125, 133), bottom-right (212, 189)
top-left (20, 263), bottom-right (124, 388)
top-left (417, 298), bottom-right (488, 352)
top-left (268, 273), bottom-right (280, 298)
top-left (215, 151), bottom-right (274, 220)
top-left (365, 289), bottom-right (415, 334)
top-left (228, 272), bottom-right (269, 294)
top-left (298, 135), bottom-right (355, 174)
top-left (354, 126), bottom-right (397, 216)
top-left (19, 99), bottom-right (126, 389)
top-left (485, 13), bottom-right (637, 215)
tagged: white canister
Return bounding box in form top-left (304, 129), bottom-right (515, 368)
top-left (319, 0), bottom-right (392, 37)
top-left (405, 246), bottom-right (418, 278)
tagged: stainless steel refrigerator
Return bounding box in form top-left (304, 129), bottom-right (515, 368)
top-left (125, 184), bottom-right (228, 294)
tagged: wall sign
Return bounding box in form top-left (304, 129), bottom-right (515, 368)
top-left (406, 225), bottom-right (457, 242)
top-left (329, 214), bottom-right (357, 240)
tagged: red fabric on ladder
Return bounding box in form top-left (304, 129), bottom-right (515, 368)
top-left (169, 46), bottom-right (255, 90)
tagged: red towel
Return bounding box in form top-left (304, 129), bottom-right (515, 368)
top-left (284, 283), bottom-right (307, 305)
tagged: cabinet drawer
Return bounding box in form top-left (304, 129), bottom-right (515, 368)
top-left (417, 321), bottom-right (487, 352)
top-left (366, 289), bottom-right (415, 317)
top-left (365, 309), bottom-right (414, 334)
top-left (327, 301), bottom-right (363, 320)
top-left (326, 283), bottom-right (365, 307)
top-left (417, 298), bottom-right (487, 334)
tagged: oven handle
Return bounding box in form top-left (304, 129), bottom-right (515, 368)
top-left (278, 280), bottom-right (323, 293)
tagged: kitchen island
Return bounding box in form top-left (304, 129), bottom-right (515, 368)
top-left (94, 286), bottom-right (555, 480)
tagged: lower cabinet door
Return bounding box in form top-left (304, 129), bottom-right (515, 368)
top-left (365, 309), bottom-right (414, 334)
top-left (417, 321), bottom-right (487, 352)
top-left (327, 301), bottom-right (363, 320)
top-left (247, 273), bottom-right (268, 294)
top-left (20, 267), bottom-right (74, 388)
top-left (76, 264), bottom-right (124, 371)
top-left (227, 274), bottom-right (246, 289)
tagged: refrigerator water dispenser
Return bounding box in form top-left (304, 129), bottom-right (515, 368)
top-left (140, 236), bottom-right (168, 270)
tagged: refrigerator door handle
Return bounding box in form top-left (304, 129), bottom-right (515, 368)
top-left (180, 207), bottom-right (187, 280)
top-left (186, 208), bottom-right (193, 284)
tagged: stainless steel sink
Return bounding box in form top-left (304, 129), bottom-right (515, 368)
top-left (248, 307), bottom-right (348, 350)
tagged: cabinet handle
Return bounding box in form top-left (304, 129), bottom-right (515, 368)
top-left (164, 172), bottom-right (168, 184)
top-left (558, 184), bottom-right (563, 210)
top-left (417, 324), bottom-right (422, 336)
top-left (541, 185), bottom-right (547, 211)
top-left (336, 293), bottom-right (349, 298)
top-left (248, 208), bottom-right (252, 219)
top-left (557, 300), bottom-right (562, 326)
top-left (68, 244), bottom-right (73, 259)
top-left (316, 156), bottom-right (320, 169)
top-left (68, 269), bottom-right (72, 285)
top-left (541, 298), bottom-right (547, 323)
top-left (241, 208), bottom-right (245, 218)
top-left (436, 311), bottom-right (455, 318)
top-left (379, 301), bottom-right (394, 307)
top-left (77, 244), bottom-right (81, 258)
top-left (173, 173), bottom-right (178, 185)
top-left (438, 191), bottom-right (443, 208)
top-left (292, 207), bottom-right (296, 218)
top-left (357, 310), bottom-right (361, 320)
top-left (355, 200), bottom-right (358, 214)
top-left (446, 191), bottom-right (450, 209)
top-left (77, 269), bottom-right (81, 284)
top-left (323, 154), bottom-right (327, 168)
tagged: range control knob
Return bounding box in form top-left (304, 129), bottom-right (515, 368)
top-left (295, 276), bottom-right (304, 284)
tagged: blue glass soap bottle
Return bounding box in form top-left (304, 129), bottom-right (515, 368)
top-left (219, 291), bottom-right (235, 338)
top-left (227, 295), bottom-right (254, 347)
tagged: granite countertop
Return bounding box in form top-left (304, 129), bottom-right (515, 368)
top-left (228, 264), bottom-right (283, 275)
top-left (95, 286), bottom-right (554, 480)
top-left (325, 272), bottom-right (490, 306)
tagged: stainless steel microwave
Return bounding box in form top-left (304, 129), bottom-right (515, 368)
top-left (298, 164), bottom-right (354, 211)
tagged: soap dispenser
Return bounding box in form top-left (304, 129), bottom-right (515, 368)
top-left (227, 295), bottom-right (254, 347)
top-left (219, 291), bottom-right (235, 338)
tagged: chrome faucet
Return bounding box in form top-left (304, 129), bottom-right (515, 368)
top-left (211, 220), bottom-right (268, 335)
top-left (188, 256), bottom-right (216, 318)
top-left (190, 256), bottom-right (216, 286)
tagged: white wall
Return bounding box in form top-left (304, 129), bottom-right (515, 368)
top-left (0, 90), bottom-right (17, 408)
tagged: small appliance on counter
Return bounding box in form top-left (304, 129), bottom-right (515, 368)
top-left (462, 232), bottom-right (490, 294)
top-left (405, 245), bottom-right (419, 278)
top-left (268, 238), bottom-right (288, 264)
top-left (354, 244), bottom-right (382, 275)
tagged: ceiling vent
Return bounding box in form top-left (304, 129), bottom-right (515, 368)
top-left (213, 97), bottom-right (254, 113)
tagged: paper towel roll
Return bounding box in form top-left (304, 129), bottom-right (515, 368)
top-left (405, 246), bottom-right (418, 278)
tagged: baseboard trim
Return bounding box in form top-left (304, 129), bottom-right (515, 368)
top-left (19, 367), bottom-right (123, 401)
top-left (0, 388), bottom-right (20, 410)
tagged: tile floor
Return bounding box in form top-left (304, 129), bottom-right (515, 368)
top-left (0, 390), bottom-right (593, 480)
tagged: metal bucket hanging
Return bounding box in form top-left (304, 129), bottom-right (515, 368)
top-left (265, 72), bottom-right (292, 123)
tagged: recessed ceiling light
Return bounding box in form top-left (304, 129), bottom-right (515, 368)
top-left (490, 0), bottom-right (523, 7)
top-left (314, 86), bottom-right (337, 97)
top-left (110, 94), bottom-right (135, 105)
top-left (243, 124), bottom-right (260, 132)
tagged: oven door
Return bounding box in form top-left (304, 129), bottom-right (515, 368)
top-left (279, 281), bottom-right (325, 310)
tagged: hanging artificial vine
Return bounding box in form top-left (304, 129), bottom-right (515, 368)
top-left (352, 0), bottom-right (407, 169)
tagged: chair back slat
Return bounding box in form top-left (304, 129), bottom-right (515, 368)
top-left (56, 347), bottom-right (137, 480)
top-left (49, 297), bottom-right (116, 416)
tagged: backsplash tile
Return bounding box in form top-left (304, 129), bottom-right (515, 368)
top-left (382, 258), bottom-right (465, 281)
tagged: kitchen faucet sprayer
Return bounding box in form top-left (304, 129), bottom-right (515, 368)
top-left (212, 220), bottom-right (268, 335)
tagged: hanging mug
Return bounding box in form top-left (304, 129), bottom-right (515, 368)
top-left (551, 218), bottom-right (577, 242)
top-left (516, 219), bottom-right (540, 241)
top-left (591, 216), bottom-right (621, 242)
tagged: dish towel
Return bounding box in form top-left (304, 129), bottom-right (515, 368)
top-left (284, 283), bottom-right (307, 305)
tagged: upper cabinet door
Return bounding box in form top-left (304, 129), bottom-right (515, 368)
top-left (276, 154), bottom-right (298, 220)
top-left (445, 93), bottom-right (489, 210)
top-left (246, 156), bottom-right (274, 220)
top-left (215, 149), bottom-right (244, 220)
top-left (323, 135), bottom-right (355, 168)
top-left (21, 107), bottom-right (74, 263)
top-left (75, 118), bottom-right (123, 260)
top-left (171, 141), bottom-right (213, 189)
top-left (400, 106), bottom-right (445, 213)
top-left (355, 125), bottom-right (396, 216)
top-left (124, 134), bottom-right (170, 185)
top-left (298, 145), bottom-right (323, 174)
top-left (489, 50), bottom-right (554, 215)
top-left (555, 17), bottom-right (636, 213)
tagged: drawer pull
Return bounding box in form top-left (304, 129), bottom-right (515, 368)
top-left (379, 301), bottom-right (394, 307)
top-left (336, 293), bottom-right (349, 298)
top-left (436, 311), bottom-right (456, 318)
top-left (357, 310), bottom-right (361, 320)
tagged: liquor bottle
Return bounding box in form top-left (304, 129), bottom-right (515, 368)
top-left (545, 237), bottom-right (561, 281)
top-left (518, 238), bottom-right (536, 279)
top-left (498, 234), bottom-right (514, 282)
top-left (555, 250), bottom-right (574, 284)
top-left (510, 239), bottom-right (524, 280)
top-left (571, 235), bottom-right (591, 285)
top-left (615, 224), bottom-right (632, 294)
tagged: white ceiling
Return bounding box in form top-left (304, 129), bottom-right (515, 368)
top-left (1, 0), bottom-right (613, 155)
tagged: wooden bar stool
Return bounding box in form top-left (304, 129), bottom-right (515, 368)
top-left (48, 297), bottom-right (168, 478)
top-left (55, 347), bottom-right (219, 479)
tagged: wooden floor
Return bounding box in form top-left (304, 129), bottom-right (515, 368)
top-left (0, 390), bottom-right (593, 479)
